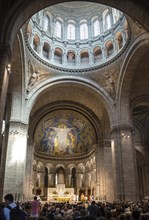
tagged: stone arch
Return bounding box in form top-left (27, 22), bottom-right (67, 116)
top-left (25, 76), bottom-right (115, 127)
top-left (37, 162), bottom-right (44, 172)
top-left (80, 49), bottom-right (89, 65)
top-left (115, 31), bottom-right (123, 50)
top-left (26, 23), bottom-right (32, 42)
top-left (45, 163), bottom-right (54, 173)
top-left (105, 40), bottom-right (114, 58)
top-left (93, 46), bottom-right (102, 63)
top-left (117, 33), bottom-right (149, 125)
top-left (33, 34), bottom-right (40, 52)
top-left (77, 163), bottom-right (85, 174)
top-left (42, 42), bottom-right (51, 59)
top-left (54, 47), bottom-right (63, 64)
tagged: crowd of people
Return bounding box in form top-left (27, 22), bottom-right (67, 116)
top-left (0, 193), bottom-right (149, 220)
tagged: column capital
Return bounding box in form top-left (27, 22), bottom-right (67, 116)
top-left (110, 124), bottom-right (134, 134)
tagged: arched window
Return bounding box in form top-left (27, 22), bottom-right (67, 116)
top-left (93, 19), bottom-right (100, 37)
top-left (93, 46), bottom-right (102, 63)
top-left (44, 15), bottom-right (50, 32)
top-left (54, 48), bottom-right (63, 64)
top-left (55, 20), bottom-right (62, 38)
top-left (105, 40), bottom-right (114, 57)
top-left (80, 50), bottom-right (89, 64)
top-left (80, 21), bottom-right (88, 40)
top-left (112, 8), bottom-right (120, 24)
top-left (26, 23), bottom-right (32, 42)
top-left (115, 32), bottom-right (123, 50)
top-left (33, 34), bottom-right (40, 52)
top-left (103, 10), bottom-right (111, 31)
top-left (42, 42), bottom-right (50, 59)
top-left (36, 12), bottom-right (40, 24)
top-left (67, 23), bottom-right (75, 40)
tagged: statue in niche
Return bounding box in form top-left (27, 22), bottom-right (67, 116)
top-left (98, 68), bottom-right (118, 96)
top-left (104, 72), bottom-right (116, 94)
top-left (27, 59), bottom-right (49, 91)
top-left (27, 60), bottom-right (40, 90)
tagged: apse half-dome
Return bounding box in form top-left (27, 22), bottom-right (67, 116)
top-left (34, 109), bottom-right (97, 158)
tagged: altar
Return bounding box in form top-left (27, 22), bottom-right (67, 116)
top-left (48, 184), bottom-right (75, 202)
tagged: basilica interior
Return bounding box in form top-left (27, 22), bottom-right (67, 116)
top-left (0, 0), bottom-right (149, 203)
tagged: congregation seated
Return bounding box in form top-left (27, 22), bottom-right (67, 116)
top-left (1, 198), bottom-right (149, 219)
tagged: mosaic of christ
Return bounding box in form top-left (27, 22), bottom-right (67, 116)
top-left (34, 110), bottom-right (96, 156)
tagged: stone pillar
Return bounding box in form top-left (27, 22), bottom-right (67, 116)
top-left (3, 121), bottom-right (28, 200)
top-left (24, 139), bottom-right (34, 201)
top-left (88, 21), bottom-right (92, 39)
top-left (89, 51), bottom-right (94, 65)
top-left (111, 126), bottom-right (138, 201)
top-left (63, 51), bottom-right (67, 64)
top-left (39, 172), bottom-right (45, 195)
top-left (39, 42), bottom-right (43, 56)
top-left (143, 164), bottom-right (149, 197)
top-left (95, 142), bottom-right (105, 200)
top-left (136, 146), bottom-right (149, 198)
top-left (0, 46), bottom-right (12, 201)
top-left (63, 22), bottom-right (67, 41)
top-left (76, 173), bottom-right (80, 197)
top-left (32, 171), bottom-right (37, 194)
top-left (102, 47), bottom-right (107, 62)
top-left (85, 173), bottom-right (88, 197)
top-left (30, 32), bottom-right (35, 48)
top-left (76, 24), bottom-right (80, 41)
top-left (90, 170), bottom-right (94, 195)
top-left (50, 173), bottom-right (55, 187)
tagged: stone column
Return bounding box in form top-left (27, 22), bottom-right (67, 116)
top-left (3, 121), bottom-right (28, 200)
top-left (136, 146), bottom-right (149, 198)
top-left (0, 46), bottom-right (12, 201)
top-left (90, 170), bottom-right (94, 195)
top-left (52, 173), bottom-right (55, 187)
top-left (89, 51), bottom-right (94, 65)
top-left (111, 125), bottom-right (138, 201)
top-left (95, 142), bottom-right (105, 200)
top-left (39, 172), bottom-right (45, 195)
top-left (24, 139), bottom-right (34, 201)
top-left (76, 52), bottom-right (81, 65)
top-left (63, 51), bottom-right (67, 64)
top-left (76, 173), bottom-right (80, 197)
top-left (88, 21), bottom-right (92, 39)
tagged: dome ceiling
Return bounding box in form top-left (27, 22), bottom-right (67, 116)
top-left (25, 1), bottom-right (127, 72)
top-left (49, 1), bottom-right (106, 16)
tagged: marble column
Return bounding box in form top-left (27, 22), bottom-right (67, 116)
top-left (0, 46), bottom-right (12, 201)
top-left (25, 139), bottom-right (34, 200)
top-left (111, 125), bottom-right (138, 201)
top-left (95, 142), bottom-right (105, 200)
top-left (3, 121), bottom-right (28, 200)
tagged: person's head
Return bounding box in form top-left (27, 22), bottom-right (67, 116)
top-left (91, 201), bottom-right (96, 206)
top-left (47, 212), bottom-right (54, 220)
top-left (34, 196), bottom-right (37, 200)
top-left (132, 210), bottom-right (140, 220)
top-left (4, 193), bottom-right (14, 204)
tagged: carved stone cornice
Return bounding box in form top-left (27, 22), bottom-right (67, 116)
top-left (9, 121), bottom-right (28, 135)
top-left (34, 148), bottom-right (95, 162)
top-left (110, 124), bottom-right (134, 134)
